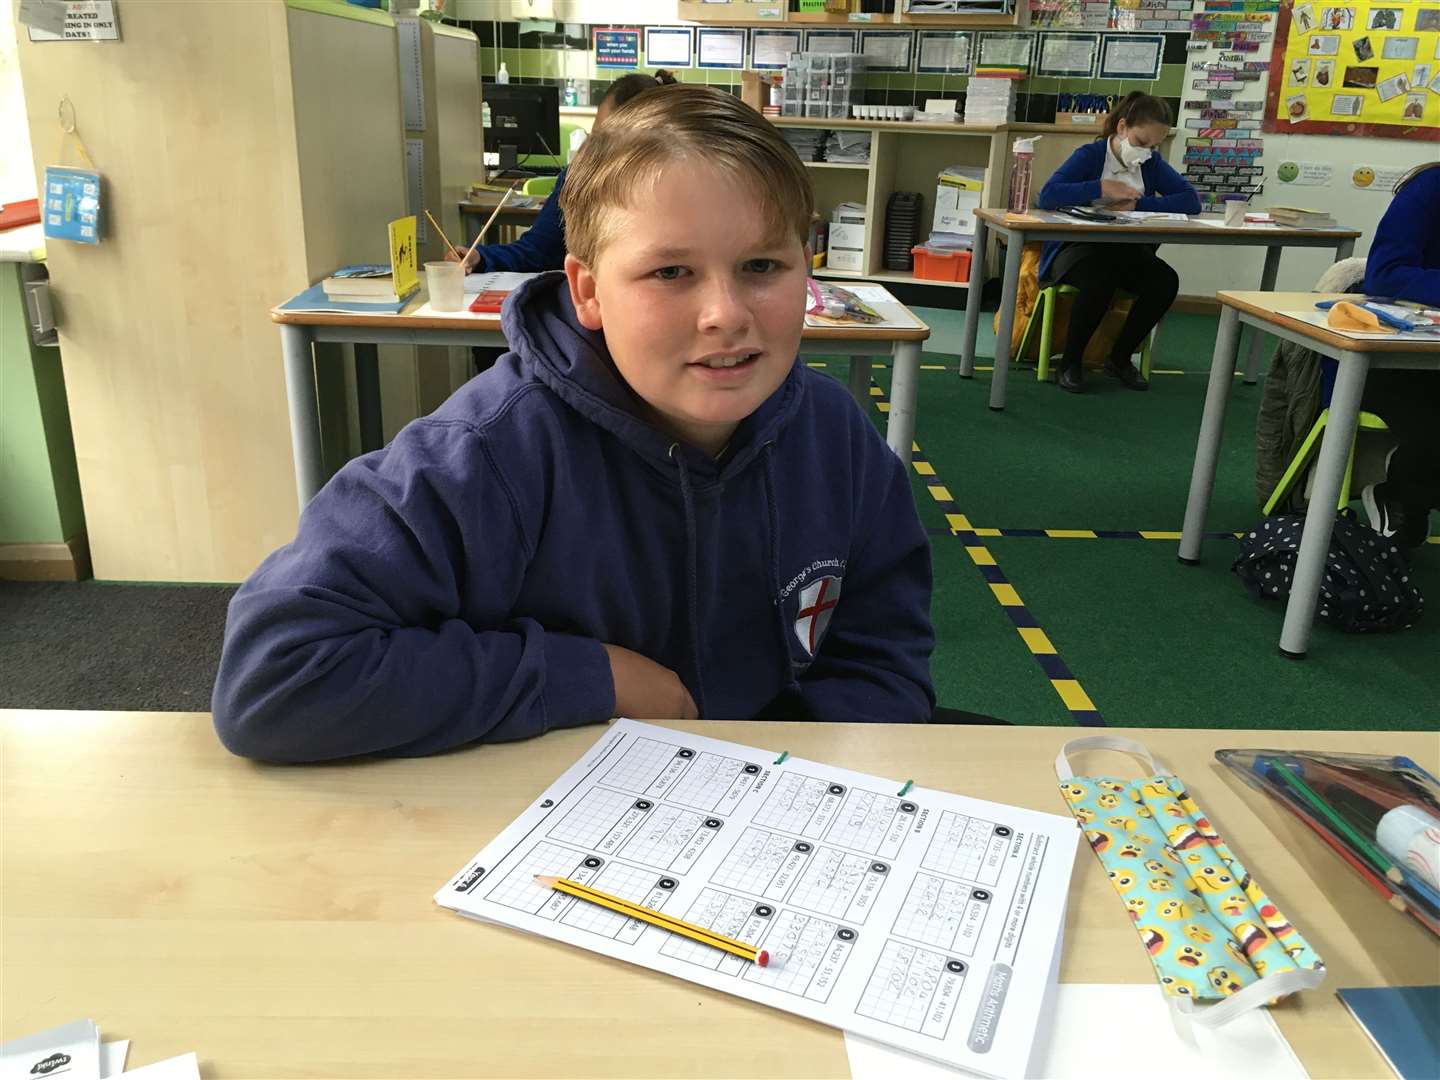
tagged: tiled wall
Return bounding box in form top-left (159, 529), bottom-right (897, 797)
top-left (448, 19), bottom-right (1188, 124)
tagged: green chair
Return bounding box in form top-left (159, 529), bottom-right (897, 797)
top-left (1262, 408), bottom-right (1391, 516)
top-left (1018, 284), bottom-right (1155, 383)
top-left (521, 175), bottom-right (557, 197)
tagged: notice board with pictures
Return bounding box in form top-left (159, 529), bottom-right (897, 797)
top-left (1264, 0), bottom-right (1440, 137)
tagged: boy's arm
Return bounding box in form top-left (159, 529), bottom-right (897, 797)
top-left (797, 453), bottom-right (936, 724)
top-left (1135, 156), bottom-right (1202, 214)
top-left (1037, 146), bottom-right (1103, 209)
top-left (469, 174), bottom-right (567, 273)
top-left (211, 420), bottom-right (613, 763)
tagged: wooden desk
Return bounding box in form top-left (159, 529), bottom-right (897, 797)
top-left (271, 285), bottom-right (929, 507)
top-left (960, 209), bottom-right (1362, 410)
top-left (3, 713), bottom-right (1436, 1077)
top-left (458, 198), bottom-right (544, 246)
top-left (1179, 290), bottom-right (1440, 657)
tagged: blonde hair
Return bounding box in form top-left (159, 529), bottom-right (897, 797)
top-left (560, 85), bottom-right (814, 268)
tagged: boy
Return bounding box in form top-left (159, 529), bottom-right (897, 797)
top-left (213, 87), bottom-right (935, 762)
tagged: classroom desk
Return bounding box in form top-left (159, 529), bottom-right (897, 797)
top-left (458, 198), bottom-right (544, 246)
top-left (1179, 290), bottom-right (1440, 658)
top-left (3, 713), bottom-right (1435, 1078)
top-left (960, 209), bottom-right (1362, 410)
top-left (271, 287), bottom-right (930, 508)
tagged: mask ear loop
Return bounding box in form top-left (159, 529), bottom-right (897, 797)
top-left (1055, 734), bottom-right (1176, 782)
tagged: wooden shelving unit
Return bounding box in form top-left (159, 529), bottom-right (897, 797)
top-left (677, 2), bottom-right (1027, 27)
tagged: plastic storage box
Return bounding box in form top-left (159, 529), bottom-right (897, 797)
top-left (911, 246), bottom-right (971, 282)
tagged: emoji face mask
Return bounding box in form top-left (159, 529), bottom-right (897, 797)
top-left (1058, 736), bottom-right (1326, 1026)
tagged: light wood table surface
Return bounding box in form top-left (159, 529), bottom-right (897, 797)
top-left (960, 208), bottom-right (1362, 410)
top-left (1180, 291), bottom-right (1440, 658)
top-left (270, 285), bottom-right (929, 508)
top-left (4, 713), bottom-right (1437, 1078)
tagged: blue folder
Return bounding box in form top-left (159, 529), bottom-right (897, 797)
top-left (1337, 986), bottom-right (1440, 1079)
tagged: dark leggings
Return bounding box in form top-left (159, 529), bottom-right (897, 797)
top-left (1361, 370), bottom-right (1440, 510)
top-left (1055, 247), bottom-right (1180, 372)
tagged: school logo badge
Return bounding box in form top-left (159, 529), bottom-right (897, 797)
top-left (793, 575), bottom-right (842, 656)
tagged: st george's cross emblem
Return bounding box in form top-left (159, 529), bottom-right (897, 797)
top-left (793, 575), bottom-right (842, 656)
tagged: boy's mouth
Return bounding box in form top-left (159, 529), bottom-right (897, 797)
top-left (691, 350), bottom-right (762, 370)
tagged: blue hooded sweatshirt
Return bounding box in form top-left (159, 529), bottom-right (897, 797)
top-left (1035, 140), bottom-right (1201, 280)
top-left (213, 273), bottom-right (935, 762)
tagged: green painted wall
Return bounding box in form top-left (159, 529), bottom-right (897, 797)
top-left (0, 262), bottom-right (85, 546)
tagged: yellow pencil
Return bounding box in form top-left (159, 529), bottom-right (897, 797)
top-left (535, 875), bottom-right (771, 967)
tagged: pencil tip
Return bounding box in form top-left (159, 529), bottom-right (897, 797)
top-left (534, 875), bottom-right (559, 887)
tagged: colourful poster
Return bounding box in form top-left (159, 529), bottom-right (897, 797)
top-left (594, 28), bottom-right (640, 70)
top-left (1265, 0), bottom-right (1440, 136)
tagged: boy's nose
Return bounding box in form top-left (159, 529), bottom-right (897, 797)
top-left (697, 278), bottom-right (751, 336)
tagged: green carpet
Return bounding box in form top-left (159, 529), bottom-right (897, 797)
top-left (814, 305), bottom-right (1440, 730)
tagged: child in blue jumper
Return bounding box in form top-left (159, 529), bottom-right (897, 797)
top-left (1359, 161), bottom-right (1440, 547)
top-left (1036, 93), bottom-right (1201, 393)
top-left (212, 87), bottom-right (936, 762)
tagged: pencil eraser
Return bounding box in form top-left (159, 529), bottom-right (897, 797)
top-left (758, 950), bottom-right (770, 968)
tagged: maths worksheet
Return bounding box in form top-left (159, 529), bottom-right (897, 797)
top-left (435, 720), bottom-right (1078, 1079)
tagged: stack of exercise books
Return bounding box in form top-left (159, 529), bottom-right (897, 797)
top-left (1268, 206), bottom-right (1337, 228)
top-left (963, 71), bottom-right (1019, 124)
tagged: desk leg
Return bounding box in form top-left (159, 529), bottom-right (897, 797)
top-left (848, 355), bottom-right (873, 406)
top-left (987, 233), bottom-right (1025, 411)
top-left (887, 341), bottom-right (921, 467)
top-left (1179, 305), bottom-right (1241, 564)
top-left (355, 343), bottom-right (384, 453)
top-left (1279, 350), bottom-right (1369, 659)
top-left (1243, 247), bottom-right (1283, 384)
top-left (959, 217), bottom-right (988, 379)
top-left (1335, 238), bottom-right (1356, 261)
top-left (281, 324), bottom-right (326, 509)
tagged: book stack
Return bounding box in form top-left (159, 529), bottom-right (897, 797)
top-left (963, 71), bottom-right (1020, 124)
top-left (780, 128), bottom-right (826, 162)
top-left (322, 264), bottom-right (419, 304)
top-left (1269, 206), bottom-right (1337, 227)
top-left (883, 191), bottom-right (923, 271)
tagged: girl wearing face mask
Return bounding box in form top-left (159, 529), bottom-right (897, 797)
top-left (1035, 93), bottom-right (1201, 393)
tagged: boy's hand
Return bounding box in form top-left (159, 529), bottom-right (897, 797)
top-left (603, 644), bottom-right (699, 720)
top-left (444, 246), bottom-right (481, 273)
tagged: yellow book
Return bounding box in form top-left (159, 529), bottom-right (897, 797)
top-left (387, 215), bottom-right (419, 298)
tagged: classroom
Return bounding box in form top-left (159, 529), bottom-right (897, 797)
top-left (1, 0), bottom-right (1437, 1076)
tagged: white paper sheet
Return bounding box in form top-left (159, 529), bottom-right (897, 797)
top-left (120, 1052), bottom-right (201, 1079)
top-left (847, 985), bottom-right (1310, 1079)
top-left (436, 720), bottom-right (1079, 1080)
top-left (101, 1040), bottom-right (130, 1078)
top-left (0, 1020), bottom-right (100, 1080)
top-left (1280, 309), bottom-right (1440, 340)
top-left (697, 28), bottom-right (745, 67)
top-left (463, 271), bottom-right (540, 293)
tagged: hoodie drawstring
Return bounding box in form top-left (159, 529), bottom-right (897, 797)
top-left (762, 445), bottom-right (792, 685)
top-left (670, 445), bottom-right (708, 718)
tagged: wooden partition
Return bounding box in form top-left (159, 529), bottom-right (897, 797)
top-left (16, 0), bottom-right (408, 581)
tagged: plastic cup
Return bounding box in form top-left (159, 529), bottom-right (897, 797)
top-left (1223, 200), bottom-right (1246, 227)
top-left (426, 260), bottom-right (465, 312)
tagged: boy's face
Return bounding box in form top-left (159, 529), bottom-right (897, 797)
top-left (566, 160), bottom-right (807, 457)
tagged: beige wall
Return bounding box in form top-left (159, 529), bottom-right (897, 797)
top-left (16, 2), bottom-right (407, 582)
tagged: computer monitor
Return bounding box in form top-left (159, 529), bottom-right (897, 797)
top-left (483, 83), bottom-right (562, 171)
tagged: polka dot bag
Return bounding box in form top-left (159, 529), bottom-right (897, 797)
top-left (1232, 510), bottom-right (1424, 632)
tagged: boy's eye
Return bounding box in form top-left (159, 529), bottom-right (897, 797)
top-left (652, 266), bottom-right (688, 281)
top-left (744, 258), bottom-right (781, 274)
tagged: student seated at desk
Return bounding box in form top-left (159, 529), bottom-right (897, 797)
top-left (1036, 92), bottom-right (1201, 394)
top-left (450, 70), bottom-right (678, 276)
top-left (1358, 161), bottom-right (1440, 548)
top-left (212, 87), bottom-right (936, 763)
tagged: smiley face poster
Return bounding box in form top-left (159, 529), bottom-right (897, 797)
top-left (1265, 0), bottom-right (1440, 136)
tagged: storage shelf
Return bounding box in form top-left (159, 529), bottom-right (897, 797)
top-left (864, 269), bottom-right (974, 289)
top-left (804, 161), bottom-right (871, 170)
top-left (813, 267), bottom-right (867, 279)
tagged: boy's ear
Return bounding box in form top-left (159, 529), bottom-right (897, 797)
top-left (565, 254), bottom-right (603, 331)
